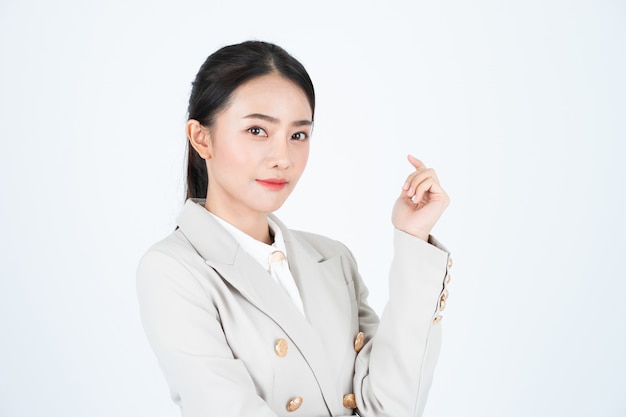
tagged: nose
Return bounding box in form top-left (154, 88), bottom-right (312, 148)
top-left (268, 137), bottom-right (290, 169)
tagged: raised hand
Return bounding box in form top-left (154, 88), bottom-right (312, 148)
top-left (391, 155), bottom-right (450, 241)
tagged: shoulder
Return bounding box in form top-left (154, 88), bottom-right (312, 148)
top-left (140, 229), bottom-right (196, 262)
top-left (137, 229), bottom-right (208, 283)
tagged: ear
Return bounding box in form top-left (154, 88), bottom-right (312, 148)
top-left (186, 119), bottom-right (212, 159)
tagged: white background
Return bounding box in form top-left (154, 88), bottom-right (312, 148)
top-left (1, 0), bottom-right (625, 416)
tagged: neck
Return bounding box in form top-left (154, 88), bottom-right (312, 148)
top-left (204, 201), bottom-right (272, 244)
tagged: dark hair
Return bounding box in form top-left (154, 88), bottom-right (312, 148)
top-left (185, 41), bottom-right (315, 200)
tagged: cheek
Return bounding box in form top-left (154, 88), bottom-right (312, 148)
top-left (214, 139), bottom-right (255, 168)
top-left (292, 143), bottom-right (310, 164)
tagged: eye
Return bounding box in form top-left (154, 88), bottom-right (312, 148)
top-left (247, 126), bottom-right (268, 137)
top-left (291, 132), bottom-right (309, 141)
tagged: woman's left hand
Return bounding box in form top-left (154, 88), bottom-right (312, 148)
top-left (392, 155), bottom-right (450, 241)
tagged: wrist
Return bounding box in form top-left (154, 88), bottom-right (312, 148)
top-left (394, 226), bottom-right (430, 242)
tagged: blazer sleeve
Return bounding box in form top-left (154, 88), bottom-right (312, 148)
top-left (136, 249), bottom-right (280, 417)
top-left (351, 229), bottom-right (451, 417)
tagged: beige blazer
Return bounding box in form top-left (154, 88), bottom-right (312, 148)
top-left (137, 199), bottom-right (451, 417)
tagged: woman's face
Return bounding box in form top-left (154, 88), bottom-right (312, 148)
top-left (204, 73), bottom-right (313, 220)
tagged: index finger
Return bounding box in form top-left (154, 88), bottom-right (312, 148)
top-left (407, 154), bottom-right (427, 170)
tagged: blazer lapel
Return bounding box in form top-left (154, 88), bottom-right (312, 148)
top-left (177, 200), bottom-right (350, 413)
top-left (176, 201), bottom-right (300, 317)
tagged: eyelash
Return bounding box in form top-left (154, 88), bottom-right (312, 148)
top-left (246, 127), bottom-right (309, 141)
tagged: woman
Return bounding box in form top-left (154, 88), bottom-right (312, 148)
top-left (137, 41), bottom-right (452, 417)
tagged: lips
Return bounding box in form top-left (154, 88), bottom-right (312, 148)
top-left (256, 178), bottom-right (288, 191)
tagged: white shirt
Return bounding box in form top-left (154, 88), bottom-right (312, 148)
top-left (208, 213), bottom-right (306, 317)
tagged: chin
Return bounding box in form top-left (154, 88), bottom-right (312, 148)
top-left (247, 187), bottom-right (295, 213)
top-left (252, 198), bottom-right (289, 214)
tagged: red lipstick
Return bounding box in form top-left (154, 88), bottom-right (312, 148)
top-left (256, 178), bottom-right (288, 191)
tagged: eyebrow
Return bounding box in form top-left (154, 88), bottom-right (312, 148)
top-left (243, 113), bottom-right (312, 127)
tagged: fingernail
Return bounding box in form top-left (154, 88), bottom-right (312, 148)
top-left (402, 182), bottom-right (409, 190)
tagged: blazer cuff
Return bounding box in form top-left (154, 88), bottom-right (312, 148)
top-left (391, 228), bottom-right (451, 311)
top-left (393, 229), bottom-right (450, 264)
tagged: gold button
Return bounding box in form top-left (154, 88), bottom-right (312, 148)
top-left (275, 338), bottom-right (288, 357)
top-left (286, 396), bottom-right (303, 412)
top-left (353, 331), bottom-right (365, 353)
top-left (269, 250), bottom-right (286, 264)
top-left (343, 393), bottom-right (357, 409)
top-left (439, 298), bottom-right (446, 311)
top-left (433, 315), bottom-right (443, 324)
top-left (448, 257), bottom-right (453, 268)
top-left (445, 273), bottom-right (451, 285)
top-left (441, 289), bottom-right (449, 301)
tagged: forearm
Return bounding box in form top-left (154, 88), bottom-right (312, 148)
top-left (354, 229), bottom-right (450, 417)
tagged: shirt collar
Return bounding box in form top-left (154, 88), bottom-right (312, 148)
top-left (207, 211), bottom-right (288, 272)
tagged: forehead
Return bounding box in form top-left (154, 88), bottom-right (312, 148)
top-left (226, 74), bottom-right (312, 119)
